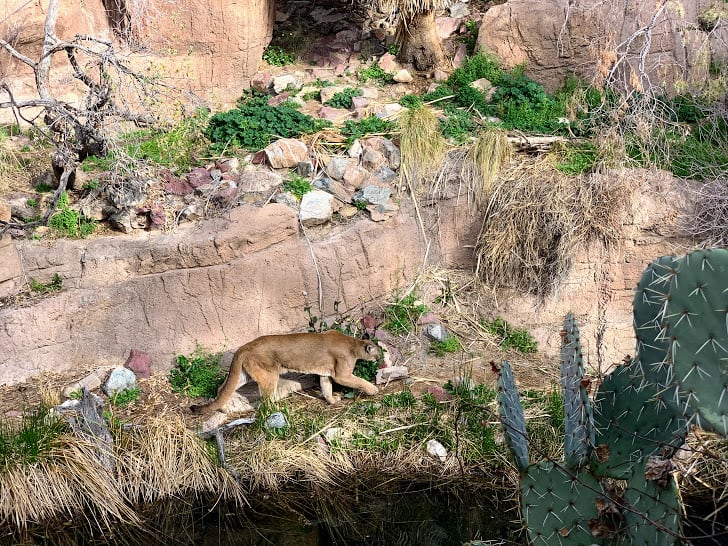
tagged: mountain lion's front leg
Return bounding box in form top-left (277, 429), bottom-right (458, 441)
top-left (319, 376), bottom-right (341, 404)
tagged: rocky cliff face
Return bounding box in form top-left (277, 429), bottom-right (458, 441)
top-left (0, 0), bottom-right (275, 110)
top-left (477, 0), bottom-right (726, 94)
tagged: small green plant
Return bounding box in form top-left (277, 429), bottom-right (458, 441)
top-left (440, 105), bottom-right (477, 143)
top-left (34, 181), bottom-right (53, 193)
top-left (383, 293), bottom-right (429, 335)
top-left (48, 192), bottom-right (96, 238)
top-left (68, 389), bottom-right (83, 400)
top-left (324, 87), bottom-right (362, 109)
top-left (26, 198), bottom-right (38, 207)
top-left (169, 346), bottom-right (227, 399)
top-left (110, 387), bottom-right (140, 408)
top-left (399, 94), bottom-right (423, 108)
top-left (387, 43), bottom-right (400, 56)
top-left (206, 93), bottom-right (330, 153)
top-left (82, 179), bottom-right (99, 191)
top-left (354, 357), bottom-right (380, 382)
top-left (358, 62), bottom-right (395, 85)
top-left (341, 116), bottom-right (396, 143)
top-left (80, 154), bottom-right (114, 173)
top-left (313, 78), bottom-right (334, 88)
top-left (262, 45), bottom-right (295, 66)
top-left (460, 19), bottom-right (480, 55)
top-left (301, 90), bottom-right (321, 102)
top-left (381, 390), bottom-right (416, 408)
top-left (0, 405), bottom-right (67, 469)
top-left (552, 143), bottom-right (598, 175)
top-left (429, 336), bottom-right (461, 356)
top-left (29, 273), bottom-right (62, 294)
top-left (283, 173), bottom-right (313, 200)
top-left (353, 199), bottom-right (368, 211)
top-left (483, 317), bottom-right (537, 353)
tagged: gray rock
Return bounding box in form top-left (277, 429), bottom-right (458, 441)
top-left (380, 139), bottom-right (401, 170)
top-left (296, 160), bottom-right (314, 177)
top-left (362, 147), bottom-right (387, 171)
top-left (353, 185), bottom-right (392, 206)
top-left (240, 168), bottom-right (283, 193)
top-left (103, 366), bottom-right (137, 396)
top-left (449, 2), bottom-right (470, 18)
top-left (424, 323), bottom-right (448, 341)
top-left (272, 191), bottom-right (299, 209)
top-left (300, 190), bottom-right (335, 226)
top-left (264, 411), bottom-right (288, 429)
top-left (375, 365), bottom-right (409, 384)
top-left (313, 177), bottom-right (335, 193)
top-left (372, 166), bottom-right (397, 184)
top-left (325, 156), bottom-right (353, 180)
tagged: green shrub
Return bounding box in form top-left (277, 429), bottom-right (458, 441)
top-left (206, 94), bottom-right (330, 152)
top-left (460, 19), bottom-right (480, 55)
top-left (48, 192), bottom-right (96, 238)
top-left (29, 273), bottom-right (62, 294)
top-left (552, 143), bottom-right (598, 175)
top-left (440, 105), bottom-right (477, 143)
top-left (358, 62), bottom-right (395, 85)
top-left (483, 317), bottom-right (538, 353)
top-left (341, 116), bottom-right (396, 143)
top-left (169, 347), bottom-right (227, 399)
top-left (384, 293), bottom-right (429, 335)
top-left (110, 387), bottom-right (140, 408)
top-left (399, 94), bottom-right (423, 108)
top-left (429, 336), bottom-right (461, 356)
top-left (324, 87), bottom-right (363, 109)
top-left (262, 45), bottom-right (295, 66)
top-left (354, 357), bottom-right (380, 382)
top-left (283, 173), bottom-right (313, 200)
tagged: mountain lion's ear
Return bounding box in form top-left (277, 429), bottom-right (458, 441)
top-left (362, 332), bottom-right (371, 340)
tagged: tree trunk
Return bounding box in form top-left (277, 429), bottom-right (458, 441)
top-left (396, 10), bottom-right (446, 71)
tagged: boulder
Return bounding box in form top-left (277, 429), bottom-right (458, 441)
top-left (264, 139), bottom-right (309, 169)
top-left (103, 366), bottom-right (137, 396)
top-left (300, 190), bottom-right (335, 226)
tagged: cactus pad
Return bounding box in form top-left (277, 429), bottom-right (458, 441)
top-left (561, 313), bottom-right (594, 469)
top-left (496, 360), bottom-right (529, 471)
top-left (592, 362), bottom-right (687, 479)
top-left (664, 249), bottom-right (728, 436)
top-left (521, 461), bottom-right (614, 545)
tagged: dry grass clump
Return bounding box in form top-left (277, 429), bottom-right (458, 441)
top-left (115, 414), bottom-right (246, 505)
top-left (460, 128), bottom-right (512, 204)
top-left (474, 157), bottom-right (629, 297)
top-left (681, 178), bottom-right (728, 246)
top-left (399, 105), bottom-right (448, 191)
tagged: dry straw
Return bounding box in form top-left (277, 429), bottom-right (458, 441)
top-left (399, 105), bottom-right (447, 192)
top-left (473, 157), bottom-right (629, 297)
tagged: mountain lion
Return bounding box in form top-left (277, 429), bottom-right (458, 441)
top-left (190, 331), bottom-right (380, 414)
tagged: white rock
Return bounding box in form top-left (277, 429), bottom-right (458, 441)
top-left (393, 69), bottom-right (413, 83)
top-left (103, 366), bottom-right (137, 396)
top-left (273, 74), bottom-right (302, 94)
top-left (264, 411), bottom-right (288, 429)
top-left (221, 392), bottom-right (254, 414)
top-left (375, 365), bottom-right (409, 385)
top-left (300, 190), bottom-right (335, 226)
top-left (426, 439), bottom-right (448, 462)
top-left (63, 371), bottom-right (103, 398)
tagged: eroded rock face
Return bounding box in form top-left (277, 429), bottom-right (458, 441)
top-left (0, 0), bottom-right (275, 112)
top-left (0, 203), bottom-right (423, 386)
top-left (477, 0), bottom-right (718, 94)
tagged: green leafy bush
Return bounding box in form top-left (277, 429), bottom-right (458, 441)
top-left (399, 94), bottom-right (423, 108)
top-left (358, 62), bottom-right (395, 85)
top-left (552, 143), bottom-right (598, 175)
top-left (324, 87), bottom-right (363, 109)
top-left (262, 45), bottom-right (295, 66)
top-left (354, 357), bottom-right (380, 382)
top-left (283, 173), bottom-right (313, 199)
top-left (169, 347), bottom-right (227, 399)
top-left (429, 336), bottom-right (462, 356)
top-left (29, 273), bottom-right (62, 294)
top-left (483, 317), bottom-right (538, 353)
top-left (384, 294), bottom-right (429, 335)
top-left (110, 387), bottom-right (141, 407)
top-left (205, 94), bottom-right (330, 152)
top-left (48, 192), bottom-right (96, 238)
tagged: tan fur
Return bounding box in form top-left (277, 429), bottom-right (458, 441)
top-left (190, 331), bottom-right (380, 414)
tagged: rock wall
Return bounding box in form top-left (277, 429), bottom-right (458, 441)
top-left (0, 0), bottom-right (275, 112)
top-left (0, 169), bottom-right (693, 386)
top-left (0, 204), bottom-right (423, 386)
top-left (477, 0), bottom-right (722, 94)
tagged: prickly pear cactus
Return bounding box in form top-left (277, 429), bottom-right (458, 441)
top-left (520, 461), bottom-right (613, 545)
top-left (592, 361), bottom-right (687, 479)
top-left (561, 313), bottom-right (594, 469)
top-left (496, 361), bottom-right (529, 471)
top-left (621, 460), bottom-right (682, 545)
top-left (664, 249), bottom-right (728, 436)
top-left (632, 255), bottom-right (689, 416)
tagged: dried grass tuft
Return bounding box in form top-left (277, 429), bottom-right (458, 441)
top-left (681, 178), bottom-right (728, 246)
top-left (399, 106), bottom-right (448, 192)
top-left (116, 414), bottom-right (245, 506)
top-left (474, 158), bottom-right (630, 297)
top-left (460, 128), bottom-right (512, 204)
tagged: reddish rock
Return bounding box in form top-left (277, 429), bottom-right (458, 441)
top-left (251, 72), bottom-right (273, 93)
top-left (165, 179), bottom-right (195, 196)
top-left (376, 53), bottom-right (400, 74)
top-left (124, 349), bottom-right (152, 378)
top-left (317, 106), bottom-right (349, 122)
top-left (188, 167), bottom-right (213, 188)
top-left (424, 385), bottom-right (453, 402)
top-left (267, 92), bottom-right (291, 107)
